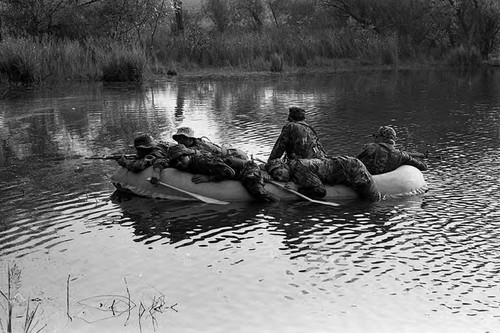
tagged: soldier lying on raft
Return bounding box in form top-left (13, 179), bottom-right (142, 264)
top-left (117, 107), bottom-right (427, 203)
top-left (118, 130), bottom-right (279, 202)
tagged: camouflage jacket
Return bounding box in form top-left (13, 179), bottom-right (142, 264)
top-left (289, 157), bottom-right (351, 189)
top-left (121, 142), bottom-right (172, 173)
top-left (268, 121), bottom-right (327, 162)
top-left (189, 138), bottom-right (248, 160)
top-left (356, 142), bottom-right (428, 175)
top-left (289, 156), bottom-right (379, 201)
top-left (185, 151), bottom-right (236, 181)
top-left (190, 138), bottom-right (222, 156)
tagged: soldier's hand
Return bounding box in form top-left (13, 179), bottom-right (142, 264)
top-left (192, 175), bottom-right (211, 184)
top-left (117, 156), bottom-right (128, 167)
top-left (149, 176), bottom-right (159, 186)
top-left (262, 174), bottom-right (272, 183)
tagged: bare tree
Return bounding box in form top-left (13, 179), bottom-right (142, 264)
top-left (172, 0), bottom-right (183, 32)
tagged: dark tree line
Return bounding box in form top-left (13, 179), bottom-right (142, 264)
top-left (0, 0), bottom-right (499, 59)
top-left (319, 0), bottom-right (500, 57)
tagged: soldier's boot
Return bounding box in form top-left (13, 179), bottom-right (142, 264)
top-left (245, 183), bottom-right (280, 203)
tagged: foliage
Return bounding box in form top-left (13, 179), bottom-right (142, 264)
top-left (318, 0), bottom-right (500, 59)
top-left (203, 0), bottom-right (231, 32)
top-left (0, 0), bottom-right (499, 83)
top-left (0, 0), bottom-right (172, 43)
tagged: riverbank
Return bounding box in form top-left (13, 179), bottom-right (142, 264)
top-left (172, 60), bottom-right (448, 80)
top-left (0, 30), bottom-right (444, 87)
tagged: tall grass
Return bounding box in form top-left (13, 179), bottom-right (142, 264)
top-left (446, 45), bottom-right (482, 68)
top-left (155, 26), bottom-right (402, 72)
top-left (0, 38), bottom-right (41, 84)
top-left (0, 37), bottom-right (148, 84)
top-left (99, 41), bottom-right (147, 82)
top-left (0, 25), bottom-right (432, 84)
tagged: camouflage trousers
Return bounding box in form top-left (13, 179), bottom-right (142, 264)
top-left (290, 156), bottom-right (381, 202)
top-left (234, 160), bottom-right (279, 202)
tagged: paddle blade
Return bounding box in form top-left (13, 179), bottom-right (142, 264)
top-left (147, 178), bottom-right (229, 205)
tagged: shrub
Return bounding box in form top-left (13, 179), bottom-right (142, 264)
top-left (96, 41), bottom-right (147, 82)
top-left (0, 38), bottom-right (41, 84)
top-left (102, 53), bottom-right (146, 82)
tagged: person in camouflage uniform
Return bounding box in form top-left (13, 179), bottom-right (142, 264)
top-left (356, 126), bottom-right (428, 175)
top-left (172, 127), bottom-right (249, 161)
top-left (267, 107), bottom-right (327, 163)
top-left (169, 145), bottom-right (279, 203)
top-left (266, 156), bottom-right (381, 202)
top-left (116, 134), bottom-right (173, 184)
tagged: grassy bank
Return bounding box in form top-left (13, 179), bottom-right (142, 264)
top-left (0, 37), bottom-right (148, 84)
top-left (0, 27), bottom-right (485, 87)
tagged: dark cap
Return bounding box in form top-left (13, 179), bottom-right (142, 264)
top-left (288, 107), bottom-right (306, 121)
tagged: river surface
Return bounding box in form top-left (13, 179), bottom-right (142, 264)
top-left (0, 69), bottom-right (499, 333)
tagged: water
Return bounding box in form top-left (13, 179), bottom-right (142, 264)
top-left (0, 69), bottom-right (499, 333)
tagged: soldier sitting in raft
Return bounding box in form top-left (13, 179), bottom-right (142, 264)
top-left (266, 156), bottom-right (381, 202)
top-left (168, 144), bottom-right (279, 203)
top-left (116, 133), bottom-right (172, 184)
top-left (172, 127), bottom-right (248, 165)
top-left (356, 126), bottom-right (428, 175)
top-left (267, 107), bottom-right (328, 163)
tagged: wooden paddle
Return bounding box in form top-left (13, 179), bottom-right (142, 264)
top-left (269, 180), bottom-right (340, 207)
top-left (147, 178), bottom-right (229, 205)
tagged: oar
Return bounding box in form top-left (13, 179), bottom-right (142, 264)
top-left (269, 180), bottom-right (340, 207)
top-left (147, 178), bottom-right (229, 205)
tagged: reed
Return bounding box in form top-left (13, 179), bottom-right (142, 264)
top-left (40, 37), bottom-right (101, 81)
top-left (154, 26), bottom-right (404, 71)
top-left (100, 42), bottom-right (148, 82)
top-left (446, 45), bottom-right (482, 68)
top-left (0, 38), bottom-right (41, 84)
top-left (0, 26), bottom-right (431, 84)
top-left (0, 37), bottom-right (149, 84)
top-left (0, 264), bottom-right (45, 333)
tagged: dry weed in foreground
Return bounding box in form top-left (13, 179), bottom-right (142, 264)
top-left (0, 264), bottom-right (46, 333)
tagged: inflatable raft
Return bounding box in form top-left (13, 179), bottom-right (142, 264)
top-left (110, 165), bottom-right (427, 203)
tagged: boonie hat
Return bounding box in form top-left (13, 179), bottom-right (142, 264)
top-left (133, 134), bottom-right (155, 149)
top-left (288, 107), bottom-right (306, 121)
top-left (375, 126), bottom-right (397, 142)
top-left (173, 127), bottom-right (195, 141)
top-left (169, 144), bottom-right (195, 161)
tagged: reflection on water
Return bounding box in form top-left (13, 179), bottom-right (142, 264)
top-left (0, 69), bottom-right (499, 332)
